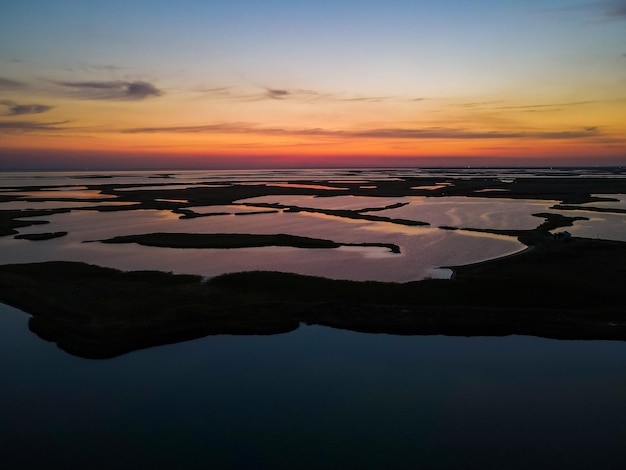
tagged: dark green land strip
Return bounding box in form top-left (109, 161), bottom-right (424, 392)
top-left (172, 208), bottom-right (231, 219)
top-left (0, 209), bottom-right (69, 236)
top-left (14, 231), bottom-right (67, 241)
top-left (240, 203), bottom-right (430, 226)
top-left (355, 201), bottom-right (411, 213)
top-left (552, 204), bottom-right (626, 215)
top-left (97, 232), bottom-right (400, 253)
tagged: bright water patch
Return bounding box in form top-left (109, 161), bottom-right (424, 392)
top-left (2, 207), bottom-right (523, 281)
top-left (552, 210), bottom-right (626, 242)
top-left (375, 196), bottom-right (557, 230)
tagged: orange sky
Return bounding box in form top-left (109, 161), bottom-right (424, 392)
top-left (1, 1), bottom-right (625, 168)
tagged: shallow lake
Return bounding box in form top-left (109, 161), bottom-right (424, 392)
top-left (2, 302), bottom-right (625, 469)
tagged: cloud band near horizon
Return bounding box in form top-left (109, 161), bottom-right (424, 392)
top-left (50, 80), bottom-right (162, 100)
top-left (119, 123), bottom-right (605, 141)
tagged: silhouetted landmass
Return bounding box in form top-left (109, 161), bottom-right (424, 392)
top-left (0, 234), bottom-right (625, 359)
top-left (1, 171), bottom-right (625, 358)
top-left (243, 203), bottom-right (431, 226)
top-left (552, 204), bottom-right (626, 214)
top-left (97, 232), bottom-right (400, 253)
top-left (0, 209), bottom-right (68, 236)
top-left (14, 231), bottom-right (67, 241)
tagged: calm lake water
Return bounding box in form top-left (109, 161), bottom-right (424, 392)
top-left (2, 168), bottom-right (625, 280)
top-left (2, 302), bottom-right (626, 469)
top-left (2, 168), bottom-right (626, 468)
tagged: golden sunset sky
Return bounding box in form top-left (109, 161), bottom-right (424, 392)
top-left (1, 0), bottom-right (625, 168)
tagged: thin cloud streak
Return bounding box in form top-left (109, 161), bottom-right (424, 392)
top-left (120, 122), bottom-right (604, 141)
top-left (606, 0), bottom-right (626, 18)
top-left (0, 120), bottom-right (69, 132)
top-left (50, 80), bottom-right (163, 100)
top-left (265, 87), bottom-right (290, 100)
top-left (539, 1), bottom-right (626, 20)
top-left (197, 85), bottom-right (423, 104)
top-left (494, 101), bottom-right (594, 110)
top-left (0, 100), bottom-right (54, 116)
top-left (0, 77), bottom-right (25, 89)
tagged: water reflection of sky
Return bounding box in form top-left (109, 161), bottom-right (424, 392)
top-left (2, 170), bottom-right (625, 281)
top-left (376, 196), bottom-right (558, 230)
top-left (240, 194), bottom-right (558, 231)
top-left (4, 207), bottom-right (522, 281)
top-left (552, 211), bottom-right (626, 242)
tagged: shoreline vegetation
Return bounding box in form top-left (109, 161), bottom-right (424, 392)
top-left (1, 171), bottom-right (625, 358)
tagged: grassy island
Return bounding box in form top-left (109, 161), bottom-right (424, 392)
top-left (97, 232), bottom-right (400, 253)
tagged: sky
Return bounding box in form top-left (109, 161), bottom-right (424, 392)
top-left (0, 0), bottom-right (625, 169)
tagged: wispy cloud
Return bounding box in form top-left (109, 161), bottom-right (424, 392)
top-left (0, 100), bottom-right (54, 116)
top-left (196, 83), bottom-right (423, 104)
top-left (349, 127), bottom-right (602, 140)
top-left (50, 80), bottom-right (163, 100)
top-left (0, 120), bottom-right (69, 132)
top-left (538, 1), bottom-right (626, 22)
top-left (196, 86), bottom-right (233, 97)
top-left (0, 76), bottom-right (25, 89)
top-left (265, 87), bottom-right (290, 100)
top-left (120, 122), bottom-right (604, 141)
top-left (494, 101), bottom-right (594, 111)
top-left (605, 0), bottom-right (626, 18)
top-left (457, 100), bottom-right (594, 112)
top-left (64, 63), bottom-right (129, 74)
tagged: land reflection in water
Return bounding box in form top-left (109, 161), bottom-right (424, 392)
top-left (2, 301), bottom-right (625, 469)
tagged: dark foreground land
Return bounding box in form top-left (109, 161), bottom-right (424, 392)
top-left (1, 170), bottom-right (626, 358)
top-left (0, 234), bottom-right (625, 358)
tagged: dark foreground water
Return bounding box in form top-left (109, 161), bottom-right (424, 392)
top-left (2, 302), bottom-right (625, 470)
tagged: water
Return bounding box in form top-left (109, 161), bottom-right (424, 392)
top-left (2, 168), bottom-right (626, 468)
top-left (1, 303), bottom-right (625, 469)
top-left (5, 167), bottom-right (625, 280)
top-left (1, 170), bottom-right (532, 281)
